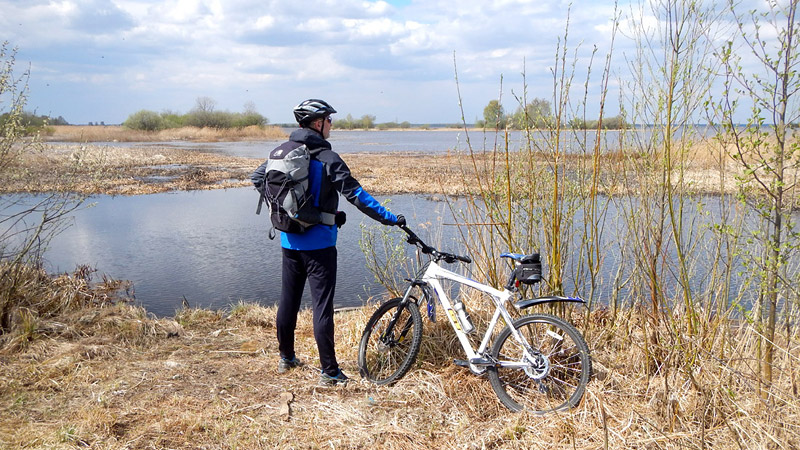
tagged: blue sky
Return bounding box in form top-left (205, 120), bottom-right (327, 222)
top-left (0, 0), bottom-right (776, 125)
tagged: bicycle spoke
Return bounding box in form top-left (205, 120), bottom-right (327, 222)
top-left (358, 298), bottom-right (423, 385)
top-left (489, 314), bottom-right (591, 413)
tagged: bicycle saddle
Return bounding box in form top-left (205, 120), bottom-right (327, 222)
top-left (500, 252), bottom-right (540, 263)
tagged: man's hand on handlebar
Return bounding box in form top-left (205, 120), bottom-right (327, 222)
top-left (395, 214), bottom-right (406, 227)
top-left (398, 224), bottom-right (471, 264)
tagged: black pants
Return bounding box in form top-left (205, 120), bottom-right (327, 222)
top-left (277, 246), bottom-right (339, 376)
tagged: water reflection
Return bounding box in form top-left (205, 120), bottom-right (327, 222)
top-left (40, 189), bottom-right (457, 317)
top-left (16, 185), bottom-right (789, 318)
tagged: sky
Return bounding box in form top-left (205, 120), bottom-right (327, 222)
top-left (0, 0), bottom-right (780, 125)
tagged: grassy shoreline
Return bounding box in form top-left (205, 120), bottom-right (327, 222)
top-left (1, 139), bottom-right (739, 198)
top-left (42, 125), bottom-right (287, 143)
top-left (3, 129), bottom-right (799, 448)
top-left (0, 266), bottom-right (796, 449)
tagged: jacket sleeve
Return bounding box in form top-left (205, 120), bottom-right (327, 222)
top-left (325, 152), bottom-right (398, 225)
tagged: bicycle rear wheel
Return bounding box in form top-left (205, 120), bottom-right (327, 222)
top-left (488, 313), bottom-right (591, 413)
top-left (358, 297), bottom-right (423, 385)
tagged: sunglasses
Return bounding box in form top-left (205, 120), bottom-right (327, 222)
top-left (325, 116), bottom-right (333, 123)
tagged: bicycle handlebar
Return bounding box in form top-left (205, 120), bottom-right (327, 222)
top-left (399, 225), bottom-right (472, 264)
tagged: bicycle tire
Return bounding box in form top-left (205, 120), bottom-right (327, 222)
top-left (488, 313), bottom-right (591, 413)
top-left (358, 297), bottom-right (423, 385)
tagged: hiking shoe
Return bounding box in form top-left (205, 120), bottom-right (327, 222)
top-left (319, 369), bottom-right (349, 386)
top-left (277, 357), bottom-right (303, 374)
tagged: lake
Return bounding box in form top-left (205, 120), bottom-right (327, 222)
top-left (34, 190), bottom-right (461, 317)
top-left (80, 128), bottom-right (634, 158)
top-left (24, 187), bottom-right (779, 318)
top-left (11, 129), bottom-right (789, 317)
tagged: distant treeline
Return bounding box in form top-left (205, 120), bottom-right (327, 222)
top-left (0, 112), bottom-right (69, 134)
top-left (333, 114), bottom-right (414, 130)
top-left (477, 98), bottom-right (629, 130)
top-left (123, 97), bottom-right (269, 131)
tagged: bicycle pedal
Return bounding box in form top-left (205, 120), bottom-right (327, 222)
top-left (453, 359), bottom-right (470, 368)
top-left (468, 357), bottom-right (495, 367)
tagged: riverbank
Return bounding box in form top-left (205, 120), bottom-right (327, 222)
top-left (1, 265), bottom-right (797, 448)
top-left (0, 139), bottom-right (741, 197)
top-left (0, 142), bottom-right (471, 196)
top-left (42, 125), bottom-right (287, 143)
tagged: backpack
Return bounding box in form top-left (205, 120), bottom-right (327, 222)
top-left (251, 142), bottom-right (335, 239)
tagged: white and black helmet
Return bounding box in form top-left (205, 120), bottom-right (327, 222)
top-left (293, 99), bottom-right (337, 125)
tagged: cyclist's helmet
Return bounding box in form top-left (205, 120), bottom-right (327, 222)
top-left (293, 99), bottom-right (337, 126)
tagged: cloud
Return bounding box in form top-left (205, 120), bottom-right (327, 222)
top-left (2, 0), bottom-right (755, 125)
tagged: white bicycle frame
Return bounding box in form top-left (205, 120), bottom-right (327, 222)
top-left (411, 260), bottom-right (539, 374)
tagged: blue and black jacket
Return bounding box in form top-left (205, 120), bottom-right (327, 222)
top-left (280, 128), bottom-right (399, 250)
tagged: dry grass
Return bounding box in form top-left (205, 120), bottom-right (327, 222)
top-left (0, 266), bottom-right (797, 449)
top-left (0, 144), bottom-right (474, 196)
top-left (0, 133), bottom-right (783, 198)
top-left (44, 125), bottom-right (287, 142)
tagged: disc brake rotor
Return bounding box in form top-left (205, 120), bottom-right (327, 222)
top-left (522, 353), bottom-right (550, 380)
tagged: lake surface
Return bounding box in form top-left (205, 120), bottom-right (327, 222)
top-left (14, 187), bottom-right (795, 317)
top-left (76, 128), bottom-right (635, 158)
top-left (23, 129), bottom-right (795, 317)
top-left (36, 190), bottom-right (461, 317)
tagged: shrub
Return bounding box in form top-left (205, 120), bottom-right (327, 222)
top-left (159, 111), bottom-right (184, 129)
top-left (123, 110), bottom-right (164, 131)
top-left (231, 112), bottom-right (267, 128)
top-left (184, 110), bottom-right (233, 128)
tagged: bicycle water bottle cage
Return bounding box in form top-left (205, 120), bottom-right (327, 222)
top-left (501, 252), bottom-right (542, 285)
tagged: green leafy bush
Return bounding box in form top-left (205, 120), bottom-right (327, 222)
top-left (123, 110), bottom-right (164, 131)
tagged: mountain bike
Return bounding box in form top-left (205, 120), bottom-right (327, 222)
top-left (357, 226), bottom-right (592, 413)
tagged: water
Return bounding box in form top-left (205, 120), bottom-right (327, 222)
top-left (53, 128), bottom-right (634, 158)
top-left (12, 187), bottom-right (795, 317)
top-left (34, 190), bottom-right (460, 317)
top-left (23, 129), bottom-right (796, 317)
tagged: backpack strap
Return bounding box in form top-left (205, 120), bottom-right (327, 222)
top-left (255, 188), bottom-right (266, 215)
top-left (320, 212), bottom-right (336, 226)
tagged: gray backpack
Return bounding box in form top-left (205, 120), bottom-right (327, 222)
top-left (251, 142), bottom-right (335, 239)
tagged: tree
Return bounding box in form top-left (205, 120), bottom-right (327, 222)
top-left (123, 110), bottom-right (164, 131)
top-left (619, 0), bottom-right (721, 378)
top-left (1, 41), bottom-right (85, 330)
top-left (194, 96), bottom-right (216, 113)
top-left (483, 100), bottom-right (507, 129)
top-left (512, 98), bottom-right (552, 129)
top-left (716, 0), bottom-right (800, 394)
top-left (360, 114), bottom-right (376, 129)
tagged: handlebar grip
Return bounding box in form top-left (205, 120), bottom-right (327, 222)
top-left (458, 255), bottom-right (472, 264)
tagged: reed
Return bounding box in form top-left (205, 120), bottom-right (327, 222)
top-left (339, 2), bottom-right (800, 447)
top-left (0, 282), bottom-right (797, 448)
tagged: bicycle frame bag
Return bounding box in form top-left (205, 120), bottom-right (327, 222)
top-left (515, 253), bottom-right (542, 285)
top-left (251, 142), bottom-right (334, 238)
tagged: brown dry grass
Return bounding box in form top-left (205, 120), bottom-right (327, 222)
top-left (0, 144), bottom-right (473, 196)
top-left (0, 277), bottom-right (797, 449)
top-left (0, 134), bottom-right (782, 197)
top-left (45, 125), bottom-right (287, 142)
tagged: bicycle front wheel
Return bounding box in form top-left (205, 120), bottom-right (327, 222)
top-left (488, 313), bottom-right (591, 413)
top-left (358, 297), bottom-right (423, 385)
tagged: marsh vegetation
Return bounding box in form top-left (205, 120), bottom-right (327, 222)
top-left (2, 0), bottom-right (800, 448)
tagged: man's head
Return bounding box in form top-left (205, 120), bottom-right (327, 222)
top-left (293, 99), bottom-right (336, 138)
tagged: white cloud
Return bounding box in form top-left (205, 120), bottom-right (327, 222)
top-left (0, 0), bottom-right (783, 125)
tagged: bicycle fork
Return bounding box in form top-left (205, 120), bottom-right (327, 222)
top-left (379, 282), bottom-right (425, 346)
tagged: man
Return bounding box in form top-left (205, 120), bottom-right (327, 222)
top-left (274, 99), bottom-right (405, 385)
